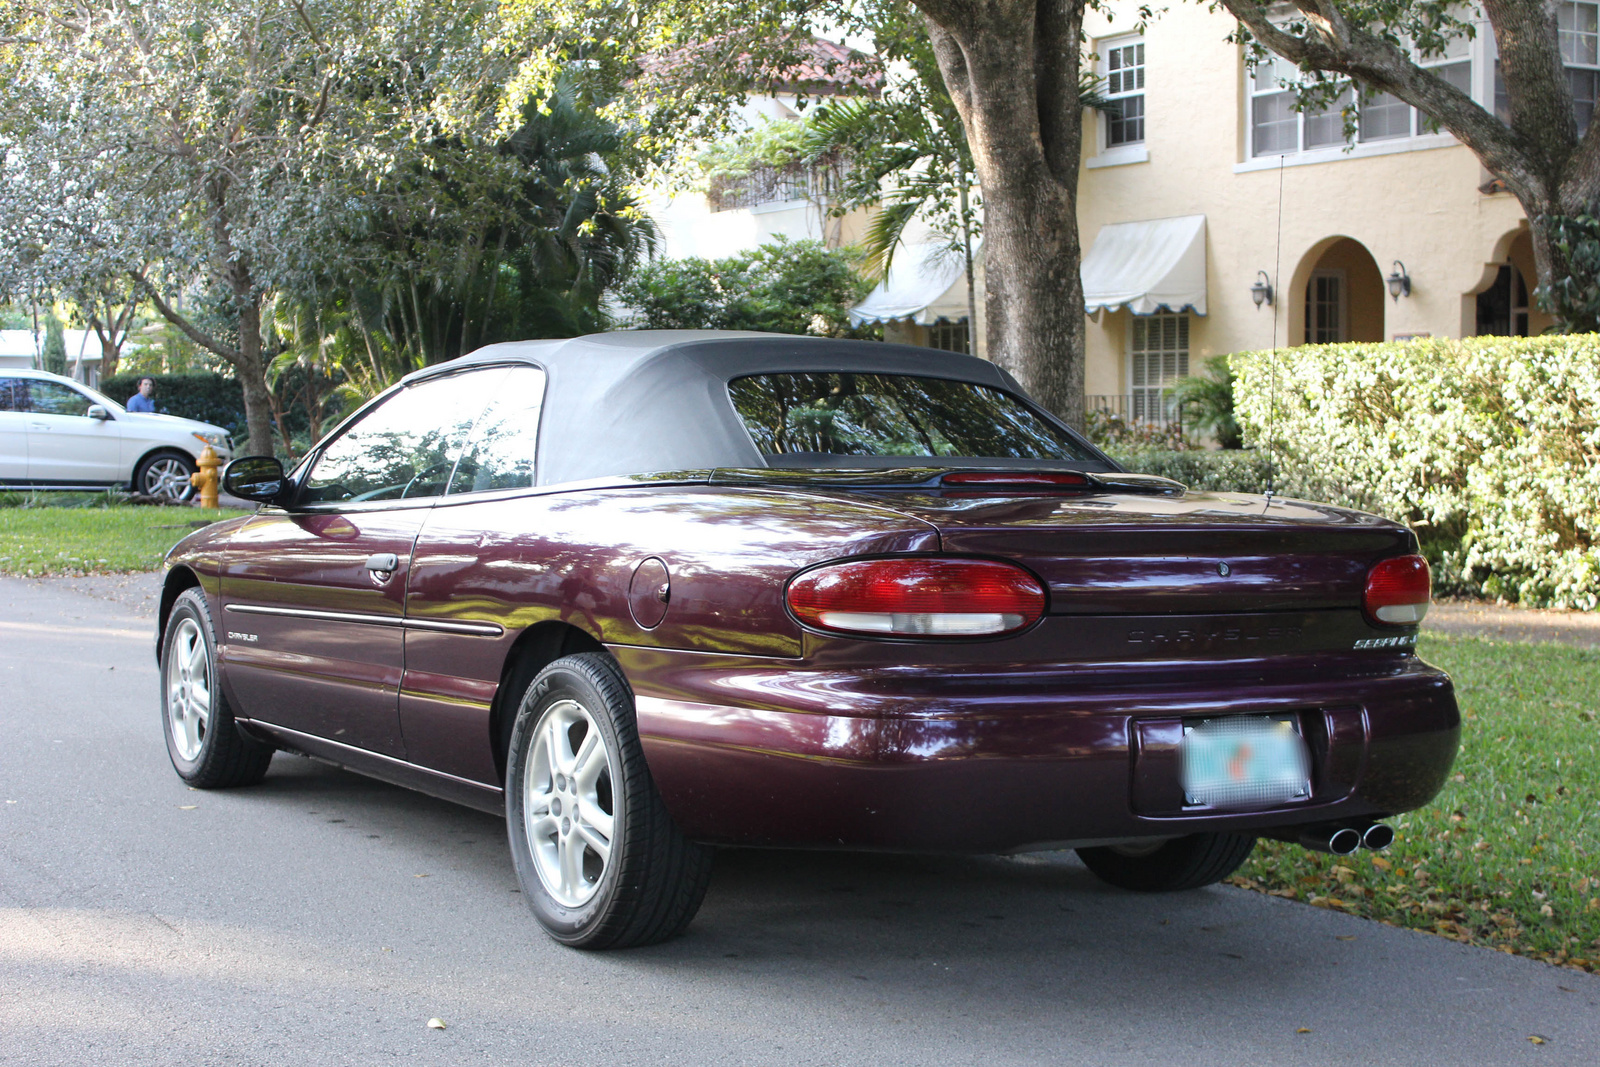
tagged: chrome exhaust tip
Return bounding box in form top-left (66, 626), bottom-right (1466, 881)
top-left (1360, 822), bottom-right (1395, 851)
top-left (1322, 826), bottom-right (1363, 855)
top-left (1268, 823), bottom-right (1364, 855)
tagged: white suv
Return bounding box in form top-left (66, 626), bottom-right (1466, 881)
top-left (0, 369), bottom-right (234, 500)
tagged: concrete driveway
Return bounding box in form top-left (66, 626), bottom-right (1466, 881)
top-left (2, 574), bottom-right (1596, 1066)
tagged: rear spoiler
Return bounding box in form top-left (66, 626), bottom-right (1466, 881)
top-left (707, 467), bottom-right (1186, 496)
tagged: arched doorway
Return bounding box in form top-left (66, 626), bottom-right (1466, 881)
top-left (1291, 237), bottom-right (1386, 344)
top-left (1470, 228), bottom-right (1550, 336)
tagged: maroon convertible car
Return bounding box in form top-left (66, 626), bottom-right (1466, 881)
top-left (159, 331), bottom-right (1457, 948)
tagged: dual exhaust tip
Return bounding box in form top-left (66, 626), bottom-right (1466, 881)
top-left (1270, 821), bottom-right (1394, 855)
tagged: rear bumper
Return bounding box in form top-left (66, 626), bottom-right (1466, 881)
top-left (618, 647), bottom-right (1459, 851)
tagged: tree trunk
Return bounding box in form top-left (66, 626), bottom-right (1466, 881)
top-left (235, 298), bottom-right (276, 458)
top-left (98, 332), bottom-right (120, 381)
top-left (920, 0), bottom-right (1087, 428)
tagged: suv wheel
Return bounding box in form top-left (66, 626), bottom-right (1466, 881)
top-left (135, 450), bottom-right (196, 501)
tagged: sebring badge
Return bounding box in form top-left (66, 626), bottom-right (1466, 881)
top-left (1353, 634), bottom-right (1416, 649)
top-left (1217, 561), bottom-right (1231, 576)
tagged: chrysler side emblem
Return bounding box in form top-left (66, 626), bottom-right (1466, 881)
top-left (1217, 562), bottom-right (1231, 576)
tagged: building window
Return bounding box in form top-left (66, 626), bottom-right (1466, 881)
top-left (1305, 270), bottom-right (1346, 343)
top-left (1102, 37), bottom-right (1146, 147)
top-left (1129, 313), bottom-right (1188, 421)
top-left (1249, 31), bottom-right (1473, 157)
top-left (1560, 2), bottom-right (1600, 132)
top-left (927, 320), bottom-right (970, 355)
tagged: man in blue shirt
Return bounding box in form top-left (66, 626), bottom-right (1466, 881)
top-left (126, 377), bottom-right (156, 413)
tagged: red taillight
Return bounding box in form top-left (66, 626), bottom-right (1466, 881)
top-left (1364, 555), bottom-right (1431, 626)
top-left (786, 557), bottom-right (1046, 637)
top-left (941, 471), bottom-right (1090, 488)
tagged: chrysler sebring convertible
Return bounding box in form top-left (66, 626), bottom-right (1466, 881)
top-left (157, 331), bottom-right (1458, 948)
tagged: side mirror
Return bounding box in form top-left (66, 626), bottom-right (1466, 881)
top-left (222, 456), bottom-right (288, 505)
top-left (87, 404), bottom-right (112, 421)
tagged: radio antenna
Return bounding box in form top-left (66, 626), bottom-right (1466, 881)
top-left (1265, 154), bottom-right (1285, 503)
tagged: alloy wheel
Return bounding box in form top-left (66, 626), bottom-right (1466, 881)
top-left (166, 617), bottom-right (211, 762)
top-left (523, 698), bottom-right (617, 907)
top-left (143, 456), bottom-right (193, 501)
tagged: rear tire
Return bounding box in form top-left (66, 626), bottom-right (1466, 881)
top-left (505, 652), bottom-right (713, 949)
top-left (1077, 833), bottom-right (1257, 892)
top-left (160, 588), bottom-right (275, 787)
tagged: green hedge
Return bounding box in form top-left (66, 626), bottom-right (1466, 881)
top-left (1110, 447), bottom-right (1274, 494)
top-left (1229, 336), bottom-right (1600, 609)
top-left (100, 372), bottom-right (246, 442)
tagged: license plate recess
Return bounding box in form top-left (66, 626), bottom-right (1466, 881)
top-left (1181, 714), bottom-right (1311, 809)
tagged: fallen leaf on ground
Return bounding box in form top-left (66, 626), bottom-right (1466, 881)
top-left (427, 1018), bottom-right (446, 1030)
top-left (1528, 1035), bottom-right (1547, 1045)
top-left (1295, 1027), bottom-right (1311, 1034)
top-left (178, 805), bottom-right (197, 810)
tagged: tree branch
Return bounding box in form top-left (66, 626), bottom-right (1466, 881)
top-left (131, 269), bottom-right (242, 365)
top-left (922, 16), bottom-right (973, 129)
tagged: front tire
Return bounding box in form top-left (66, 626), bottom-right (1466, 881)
top-left (134, 450), bottom-right (196, 502)
top-left (1077, 833), bottom-right (1257, 892)
top-left (161, 588), bottom-right (274, 787)
top-left (505, 653), bottom-right (713, 949)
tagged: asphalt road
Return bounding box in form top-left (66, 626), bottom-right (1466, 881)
top-left (2, 575), bottom-right (1597, 1067)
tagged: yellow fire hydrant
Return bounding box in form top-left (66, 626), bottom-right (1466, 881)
top-left (189, 446), bottom-right (222, 510)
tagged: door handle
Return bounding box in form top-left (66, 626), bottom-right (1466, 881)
top-left (365, 553), bottom-right (400, 573)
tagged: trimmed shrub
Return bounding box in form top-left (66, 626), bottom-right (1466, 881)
top-left (100, 372), bottom-right (247, 442)
top-left (1230, 336), bottom-right (1600, 609)
top-left (1111, 447), bottom-right (1274, 494)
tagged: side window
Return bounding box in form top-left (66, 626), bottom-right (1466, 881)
top-left (0, 378), bottom-right (24, 412)
top-left (25, 380), bottom-right (92, 417)
top-left (299, 369), bottom-right (505, 505)
top-left (448, 366), bottom-right (546, 494)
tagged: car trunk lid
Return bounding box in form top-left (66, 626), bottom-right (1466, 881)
top-left (709, 467), bottom-right (1414, 615)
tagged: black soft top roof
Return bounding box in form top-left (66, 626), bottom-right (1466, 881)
top-left (403, 330), bottom-right (1088, 486)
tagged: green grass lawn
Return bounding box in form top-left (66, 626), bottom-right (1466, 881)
top-left (0, 502), bottom-right (250, 575)
top-left (1232, 634), bottom-right (1600, 974)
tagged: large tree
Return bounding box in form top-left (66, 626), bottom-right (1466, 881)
top-left (0, 0), bottom-right (515, 456)
top-left (502, 0), bottom-right (1098, 424)
top-left (1219, 1), bottom-right (1600, 326)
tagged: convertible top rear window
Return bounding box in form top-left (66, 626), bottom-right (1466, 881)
top-left (727, 372), bottom-right (1097, 464)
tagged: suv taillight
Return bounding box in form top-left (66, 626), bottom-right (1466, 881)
top-left (1364, 555), bottom-right (1431, 625)
top-left (786, 557), bottom-right (1046, 637)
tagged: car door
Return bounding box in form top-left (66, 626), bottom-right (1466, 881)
top-left (218, 370), bottom-right (499, 757)
top-left (0, 377), bottom-right (28, 480)
top-left (401, 365), bottom-right (545, 784)
top-left (22, 378), bottom-right (124, 485)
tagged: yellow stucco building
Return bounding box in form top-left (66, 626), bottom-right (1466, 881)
top-left (860, 3), bottom-right (1557, 417)
top-left (1075, 2), bottom-right (1549, 416)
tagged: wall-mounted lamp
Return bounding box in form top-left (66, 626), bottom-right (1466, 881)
top-left (1387, 260), bottom-right (1412, 301)
top-left (1250, 270), bottom-right (1274, 308)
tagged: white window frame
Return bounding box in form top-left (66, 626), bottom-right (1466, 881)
top-left (1088, 33), bottom-right (1150, 169)
top-left (1238, 13), bottom-right (1483, 172)
top-left (1127, 312), bottom-right (1189, 422)
top-left (1559, 1), bottom-right (1600, 133)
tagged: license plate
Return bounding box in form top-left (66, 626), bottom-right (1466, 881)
top-left (1182, 715), bottom-right (1311, 809)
